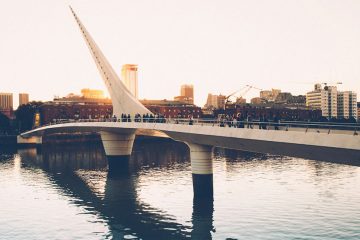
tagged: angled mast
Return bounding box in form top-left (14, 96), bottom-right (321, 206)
top-left (69, 6), bottom-right (151, 116)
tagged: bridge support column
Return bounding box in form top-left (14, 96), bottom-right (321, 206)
top-left (187, 143), bottom-right (213, 199)
top-left (100, 131), bottom-right (135, 172)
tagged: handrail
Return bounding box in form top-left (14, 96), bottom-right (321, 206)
top-left (33, 117), bottom-right (359, 135)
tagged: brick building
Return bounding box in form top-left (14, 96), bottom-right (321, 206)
top-left (216, 104), bottom-right (322, 121)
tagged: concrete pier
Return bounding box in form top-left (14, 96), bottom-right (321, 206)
top-left (187, 143), bottom-right (213, 199)
top-left (100, 131), bottom-right (135, 172)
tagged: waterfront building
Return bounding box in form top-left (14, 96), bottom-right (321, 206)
top-left (39, 90), bottom-right (112, 124)
top-left (215, 104), bottom-right (322, 121)
top-left (140, 99), bottom-right (201, 118)
top-left (19, 93), bottom-right (29, 106)
top-left (40, 103), bottom-right (113, 125)
top-left (358, 102), bottom-right (360, 121)
top-left (121, 64), bottom-right (138, 99)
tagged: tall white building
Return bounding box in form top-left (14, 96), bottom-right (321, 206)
top-left (307, 83), bottom-right (357, 119)
top-left (338, 91), bottom-right (357, 119)
top-left (306, 85), bottom-right (329, 118)
top-left (121, 64), bottom-right (138, 99)
top-left (326, 86), bottom-right (338, 118)
top-left (0, 93), bottom-right (13, 109)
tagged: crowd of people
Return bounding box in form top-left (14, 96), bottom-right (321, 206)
top-left (111, 112), bottom-right (282, 130)
top-left (217, 113), bottom-right (281, 130)
top-left (114, 113), bottom-right (167, 123)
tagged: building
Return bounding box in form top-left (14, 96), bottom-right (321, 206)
top-left (174, 84), bottom-right (194, 104)
top-left (260, 89), bottom-right (281, 102)
top-left (38, 90), bottom-right (113, 124)
top-left (53, 90), bottom-right (111, 104)
top-left (121, 64), bottom-right (138, 98)
top-left (326, 86), bottom-right (338, 118)
top-left (0, 93), bottom-right (13, 110)
top-left (214, 104), bottom-right (322, 121)
top-left (205, 94), bottom-right (218, 109)
top-left (236, 97), bottom-right (246, 104)
top-left (250, 97), bottom-right (263, 105)
top-left (358, 102), bottom-right (360, 121)
top-left (19, 93), bottom-right (29, 106)
top-left (349, 92), bottom-right (358, 120)
top-left (337, 91), bottom-right (357, 119)
top-left (306, 84), bottom-right (335, 118)
top-left (81, 89), bottom-right (104, 99)
top-left (140, 99), bottom-right (201, 118)
top-left (306, 83), bottom-right (358, 120)
top-left (40, 103), bottom-right (113, 125)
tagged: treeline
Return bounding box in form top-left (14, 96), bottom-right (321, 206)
top-left (0, 101), bottom-right (43, 135)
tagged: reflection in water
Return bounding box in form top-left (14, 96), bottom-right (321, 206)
top-left (2, 137), bottom-right (359, 239)
top-left (18, 138), bottom-right (212, 239)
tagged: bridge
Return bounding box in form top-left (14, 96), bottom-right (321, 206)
top-left (19, 7), bottom-right (360, 199)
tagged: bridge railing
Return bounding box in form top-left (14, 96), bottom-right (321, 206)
top-left (35, 117), bottom-right (359, 135)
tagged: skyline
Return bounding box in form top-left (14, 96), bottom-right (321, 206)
top-left (1, 0), bottom-right (360, 108)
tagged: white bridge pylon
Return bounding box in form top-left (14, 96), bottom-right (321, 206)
top-left (69, 6), bottom-right (151, 117)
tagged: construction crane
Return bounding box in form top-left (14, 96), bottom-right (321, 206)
top-left (321, 82), bottom-right (342, 86)
top-left (224, 85), bottom-right (263, 109)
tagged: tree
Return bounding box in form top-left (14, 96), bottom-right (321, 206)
top-left (15, 101), bottom-right (43, 132)
top-left (0, 112), bottom-right (11, 134)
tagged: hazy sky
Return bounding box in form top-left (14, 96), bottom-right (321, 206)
top-left (1, 0), bottom-right (360, 107)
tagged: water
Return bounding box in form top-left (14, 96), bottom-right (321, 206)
top-left (0, 138), bottom-right (359, 240)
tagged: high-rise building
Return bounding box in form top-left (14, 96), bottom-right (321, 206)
top-left (19, 93), bottom-right (29, 106)
top-left (205, 94), bottom-right (218, 109)
top-left (217, 95), bottom-right (226, 109)
top-left (326, 86), bottom-right (338, 118)
top-left (306, 84), bottom-right (336, 118)
top-left (307, 84), bottom-right (357, 119)
top-left (121, 64), bottom-right (138, 99)
top-left (179, 84), bottom-right (194, 104)
top-left (204, 93), bottom-right (226, 109)
top-left (0, 93), bottom-right (13, 110)
top-left (338, 91), bottom-right (357, 119)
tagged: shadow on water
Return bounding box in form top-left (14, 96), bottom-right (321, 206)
top-left (18, 137), bottom-right (215, 240)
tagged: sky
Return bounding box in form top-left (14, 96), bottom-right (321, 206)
top-left (0, 0), bottom-right (360, 108)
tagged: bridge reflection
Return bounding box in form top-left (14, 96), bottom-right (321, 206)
top-left (18, 138), bottom-right (214, 239)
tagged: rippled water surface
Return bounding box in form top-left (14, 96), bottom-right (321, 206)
top-left (0, 139), bottom-right (359, 239)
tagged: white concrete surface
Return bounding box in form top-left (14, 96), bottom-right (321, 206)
top-left (186, 143), bottom-right (213, 174)
top-left (20, 121), bottom-right (360, 162)
top-left (100, 131), bottom-right (136, 156)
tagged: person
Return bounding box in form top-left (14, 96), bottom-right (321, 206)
top-left (273, 115), bottom-right (280, 130)
top-left (232, 117), bottom-right (237, 128)
top-left (189, 116), bottom-right (194, 125)
top-left (247, 114), bottom-right (253, 129)
top-left (127, 114), bottom-right (131, 122)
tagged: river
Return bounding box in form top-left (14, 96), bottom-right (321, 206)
top-left (0, 138), bottom-right (359, 239)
